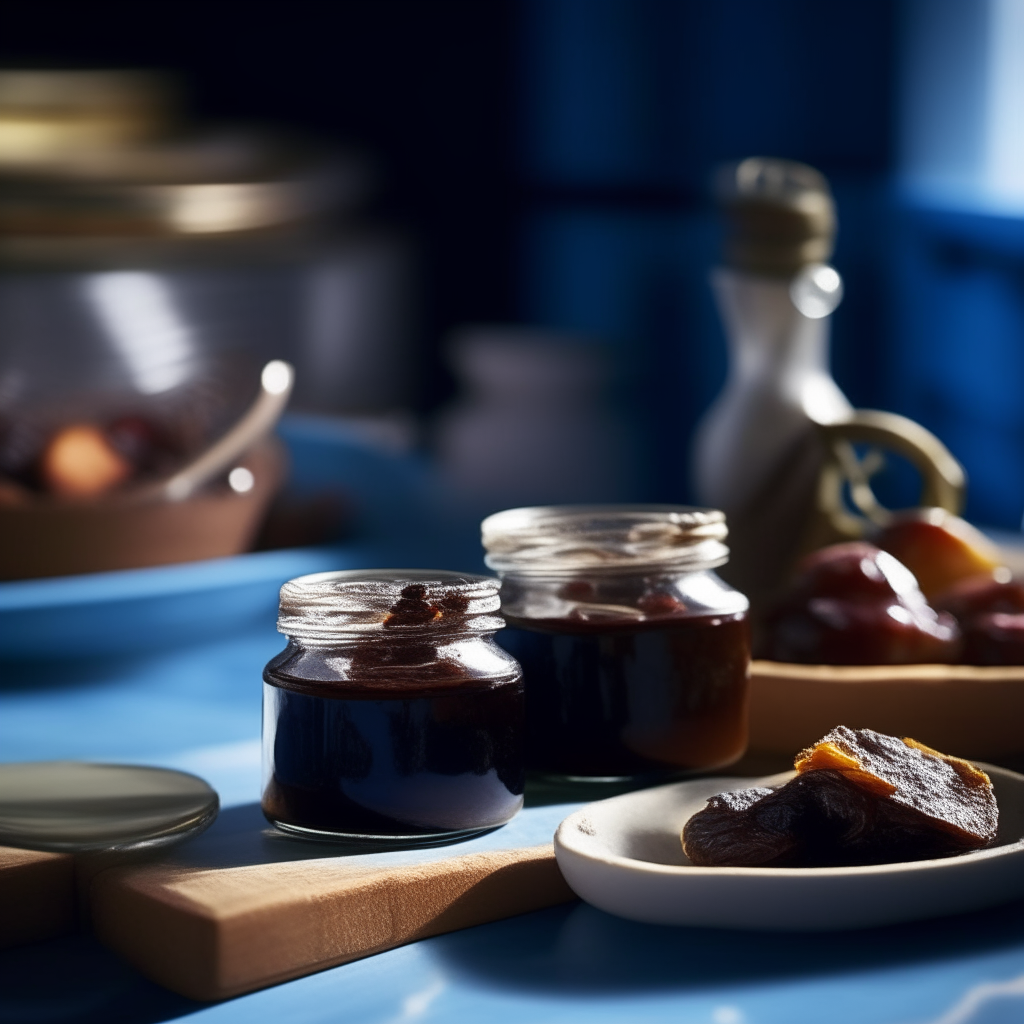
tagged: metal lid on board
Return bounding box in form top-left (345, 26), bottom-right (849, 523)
top-left (0, 761), bottom-right (218, 853)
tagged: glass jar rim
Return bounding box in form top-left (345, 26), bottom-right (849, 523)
top-left (277, 569), bottom-right (504, 639)
top-left (481, 504), bottom-right (729, 575)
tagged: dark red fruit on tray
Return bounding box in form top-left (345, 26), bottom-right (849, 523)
top-left (932, 575), bottom-right (1024, 666)
top-left (758, 542), bottom-right (960, 665)
top-left (106, 415), bottom-right (165, 471)
top-left (960, 613), bottom-right (1024, 666)
top-left (932, 575), bottom-right (1024, 621)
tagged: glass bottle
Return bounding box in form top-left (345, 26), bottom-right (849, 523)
top-left (482, 505), bottom-right (750, 782)
top-left (262, 569), bottom-right (524, 842)
top-left (692, 158), bottom-right (849, 608)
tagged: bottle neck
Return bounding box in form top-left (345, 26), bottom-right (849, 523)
top-left (712, 267), bottom-right (833, 379)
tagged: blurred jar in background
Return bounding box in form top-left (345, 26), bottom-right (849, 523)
top-left (0, 68), bottom-right (413, 486)
top-left (434, 326), bottom-right (639, 509)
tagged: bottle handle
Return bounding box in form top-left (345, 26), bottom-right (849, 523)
top-left (813, 410), bottom-right (966, 539)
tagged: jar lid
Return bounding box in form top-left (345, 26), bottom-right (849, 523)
top-left (481, 505), bottom-right (730, 575)
top-left (0, 761), bottom-right (218, 853)
top-left (277, 569), bottom-right (504, 639)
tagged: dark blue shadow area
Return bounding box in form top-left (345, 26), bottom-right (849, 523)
top-left (433, 897), bottom-right (1024, 995)
top-left (518, 0), bottom-right (900, 503)
top-left (0, 934), bottom-right (204, 1024)
top-left (0, 653), bottom-right (162, 694)
top-left (155, 802), bottom-right (505, 869)
top-left (888, 202), bottom-right (1024, 529)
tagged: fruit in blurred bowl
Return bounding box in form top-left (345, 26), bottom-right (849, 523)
top-left (39, 424), bottom-right (133, 497)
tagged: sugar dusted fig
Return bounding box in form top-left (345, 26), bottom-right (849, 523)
top-left (758, 542), bottom-right (959, 665)
top-left (682, 726), bottom-right (998, 868)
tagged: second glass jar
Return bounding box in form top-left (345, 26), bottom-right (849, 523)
top-left (483, 505), bottom-right (750, 781)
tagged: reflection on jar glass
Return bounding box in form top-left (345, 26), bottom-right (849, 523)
top-left (482, 505), bottom-right (751, 782)
top-left (262, 569), bottom-right (524, 843)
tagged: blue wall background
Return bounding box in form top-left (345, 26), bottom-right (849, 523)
top-left (3, 0), bottom-right (1022, 527)
top-left (514, 0), bottom-right (1024, 529)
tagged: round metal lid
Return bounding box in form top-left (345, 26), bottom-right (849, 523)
top-left (0, 761), bottom-right (219, 853)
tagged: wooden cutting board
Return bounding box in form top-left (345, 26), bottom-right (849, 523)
top-left (87, 801), bottom-right (577, 1001)
top-left (0, 846), bottom-right (75, 949)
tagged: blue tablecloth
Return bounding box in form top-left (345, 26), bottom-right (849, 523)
top-left (7, 625), bottom-right (1024, 1024)
top-left (5, 420), bottom-right (1024, 1024)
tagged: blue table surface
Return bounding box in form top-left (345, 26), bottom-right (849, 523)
top-left (8, 630), bottom-right (1024, 1023)
top-left (5, 423), bottom-right (1024, 1024)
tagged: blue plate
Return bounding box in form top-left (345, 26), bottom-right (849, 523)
top-left (0, 545), bottom-right (354, 659)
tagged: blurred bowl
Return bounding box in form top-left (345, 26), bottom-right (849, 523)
top-left (0, 439), bottom-right (283, 581)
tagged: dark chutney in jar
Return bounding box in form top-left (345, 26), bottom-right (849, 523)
top-left (499, 610), bottom-right (749, 778)
top-left (262, 577), bottom-right (524, 841)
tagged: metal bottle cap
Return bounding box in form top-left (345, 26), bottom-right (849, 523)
top-left (716, 157), bottom-right (837, 277)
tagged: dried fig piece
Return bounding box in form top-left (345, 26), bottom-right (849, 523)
top-left (682, 726), bottom-right (997, 868)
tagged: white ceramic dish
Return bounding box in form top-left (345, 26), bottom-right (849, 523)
top-left (554, 765), bottom-right (1024, 931)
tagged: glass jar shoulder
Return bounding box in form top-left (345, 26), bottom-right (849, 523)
top-left (264, 634), bottom-right (522, 696)
top-left (498, 568), bottom-right (748, 634)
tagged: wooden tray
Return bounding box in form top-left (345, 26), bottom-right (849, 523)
top-left (750, 659), bottom-right (1024, 759)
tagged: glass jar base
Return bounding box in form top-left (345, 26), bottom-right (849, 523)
top-left (267, 818), bottom-right (504, 848)
top-left (525, 768), bottom-right (695, 805)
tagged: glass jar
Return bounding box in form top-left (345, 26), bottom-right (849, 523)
top-left (262, 569), bottom-right (524, 842)
top-left (482, 505), bottom-right (750, 782)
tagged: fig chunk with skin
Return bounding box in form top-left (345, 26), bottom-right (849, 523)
top-left (758, 542), bottom-right (960, 665)
top-left (681, 726), bottom-right (998, 868)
